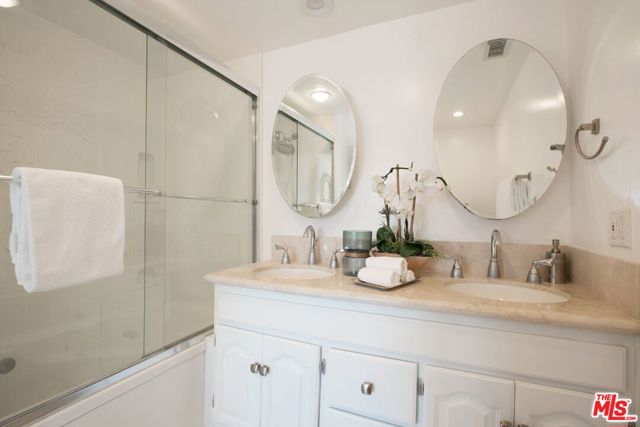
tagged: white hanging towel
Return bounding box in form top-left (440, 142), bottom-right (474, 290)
top-left (9, 167), bottom-right (125, 293)
top-left (511, 176), bottom-right (531, 213)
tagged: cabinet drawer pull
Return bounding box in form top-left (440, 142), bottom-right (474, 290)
top-left (360, 381), bottom-right (374, 395)
top-left (250, 362), bottom-right (261, 374)
top-left (258, 364), bottom-right (270, 376)
top-left (499, 421), bottom-right (512, 427)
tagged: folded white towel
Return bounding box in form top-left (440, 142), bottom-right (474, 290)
top-left (401, 270), bottom-right (415, 283)
top-left (357, 267), bottom-right (401, 288)
top-left (365, 256), bottom-right (407, 274)
top-left (9, 167), bottom-right (125, 293)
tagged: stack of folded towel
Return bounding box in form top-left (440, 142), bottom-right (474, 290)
top-left (357, 256), bottom-right (415, 289)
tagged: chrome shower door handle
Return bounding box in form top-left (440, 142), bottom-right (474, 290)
top-left (360, 381), bottom-right (374, 395)
top-left (249, 362), bottom-right (261, 374)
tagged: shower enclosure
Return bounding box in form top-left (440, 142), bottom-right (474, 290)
top-left (273, 112), bottom-right (334, 217)
top-left (0, 0), bottom-right (255, 423)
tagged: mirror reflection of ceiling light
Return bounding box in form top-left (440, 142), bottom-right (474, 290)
top-left (452, 111), bottom-right (464, 118)
top-left (311, 90), bottom-right (331, 103)
top-left (0, 0), bottom-right (20, 7)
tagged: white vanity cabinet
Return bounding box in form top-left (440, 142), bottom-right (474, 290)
top-left (424, 367), bottom-right (514, 427)
top-left (207, 284), bottom-right (638, 427)
top-left (210, 325), bottom-right (321, 427)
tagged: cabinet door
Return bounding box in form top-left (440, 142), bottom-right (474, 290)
top-left (260, 335), bottom-right (321, 427)
top-left (205, 337), bottom-right (215, 427)
top-left (212, 326), bottom-right (263, 427)
top-left (515, 382), bottom-right (608, 427)
top-left (424, 366), bottom-right (514, 427)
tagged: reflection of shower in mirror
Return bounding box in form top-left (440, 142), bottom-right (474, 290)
top-left (273, 130), bottom-right (297, 155)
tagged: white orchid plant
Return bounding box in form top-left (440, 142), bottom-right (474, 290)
top-left (370, 164), bottom-right (446, 257)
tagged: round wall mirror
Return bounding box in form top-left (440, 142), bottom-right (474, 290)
top-left (434, 39), bottom-right (567, 219)
top-left (272, 75), bottom-right (356, 217)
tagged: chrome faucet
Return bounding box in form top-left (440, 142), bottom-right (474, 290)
top-left (303, 225), bottom-right (317, 265)
top-left (487, 229), bottom-right (502, 278)
top-left (526, 239), bottom-right (567, 284)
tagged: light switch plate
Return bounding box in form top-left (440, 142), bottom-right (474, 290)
top-left (617, 209), bottom-right (631, 248)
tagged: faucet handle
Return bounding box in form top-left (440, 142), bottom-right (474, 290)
top-left (329, 249), bottom-right (344, 269)
top-left (446, 256), bottom-right (464, 278)
top-left (526, 262), bottom-right (541, 284)
top-left (275, 244), bottom-right (291, 265)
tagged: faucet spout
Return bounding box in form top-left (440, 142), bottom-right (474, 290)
top-left (488, 229), bottom-right (502, 278)
top-left (303, 225), bottom-right (317, 265)
top-left (490, 229), bottom-right (502, 260)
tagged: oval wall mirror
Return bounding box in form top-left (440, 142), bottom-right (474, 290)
top-left (272, 75), bottom-right (356, 217)
top-left (434, 38), bottom-right (567, 219)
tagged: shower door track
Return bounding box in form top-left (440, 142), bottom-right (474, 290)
top-left (0, 326), bottom-right (213, 427)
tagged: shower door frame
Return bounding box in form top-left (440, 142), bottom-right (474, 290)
top-left (0, 1), bottom-right (258, 426)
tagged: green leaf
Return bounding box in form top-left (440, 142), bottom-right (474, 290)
top-left (399, 242), bottom-right (422, 257)
top-left (376, 225), bottom-right (396, 243)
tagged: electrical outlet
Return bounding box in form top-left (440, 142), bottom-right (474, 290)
top-left (609, 209), bottom-right (632, 248)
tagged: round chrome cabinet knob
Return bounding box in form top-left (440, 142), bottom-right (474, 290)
top-left (360, 381), bottom-right (374, 395)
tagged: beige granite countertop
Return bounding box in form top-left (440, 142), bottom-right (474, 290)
top-left (206, 261), bottom-right (640, 335)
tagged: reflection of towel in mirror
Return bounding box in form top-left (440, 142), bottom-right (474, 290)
top-left (529, 173), bottom-right (553, 204)
top-left (512, 176), bottom-right (531, 213)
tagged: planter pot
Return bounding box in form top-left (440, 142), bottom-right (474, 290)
top-left (371, 252), bottom-right (431, 273)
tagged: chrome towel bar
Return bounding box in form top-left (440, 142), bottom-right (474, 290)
top-left (0, 175), bottom-right (161, 196)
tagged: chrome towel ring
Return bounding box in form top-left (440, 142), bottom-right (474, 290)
top-left (575, 118), bottom-right (609, 160)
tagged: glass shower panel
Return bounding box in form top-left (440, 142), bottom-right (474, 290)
top-left (163, 198), bottom-right (252, 343)
top-left (145, 43), bottom-right (255, 349)
top-left (165, 50), bottom-right (254, 201)
top-left (0, 0), bottom-right (147, 421)
top-left (297, 126), bottom-right (334, 212)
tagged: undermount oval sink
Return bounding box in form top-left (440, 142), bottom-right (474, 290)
top-left (254, 265), bottom-right (335, 280)
top-left (447, 281), bottom-right (569, 304)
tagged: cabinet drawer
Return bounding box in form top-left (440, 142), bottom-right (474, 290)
top-left (323, 409), bottom-right (398, 427)
top-left (325, 349), bottom-right (417, 427)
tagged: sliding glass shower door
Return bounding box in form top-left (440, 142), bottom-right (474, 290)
top-left (0, 0), bottom-right (255, 423)
top-left (145, 39), bottom-right (255, 352)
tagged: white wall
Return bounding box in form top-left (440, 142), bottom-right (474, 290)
top-left (229, 0), bottom-right (573, 259)
top-left (567, 0), bottom-right (640, 262)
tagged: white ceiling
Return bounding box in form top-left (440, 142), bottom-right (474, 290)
top-left (105, 0), bottom-right (472, 61)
